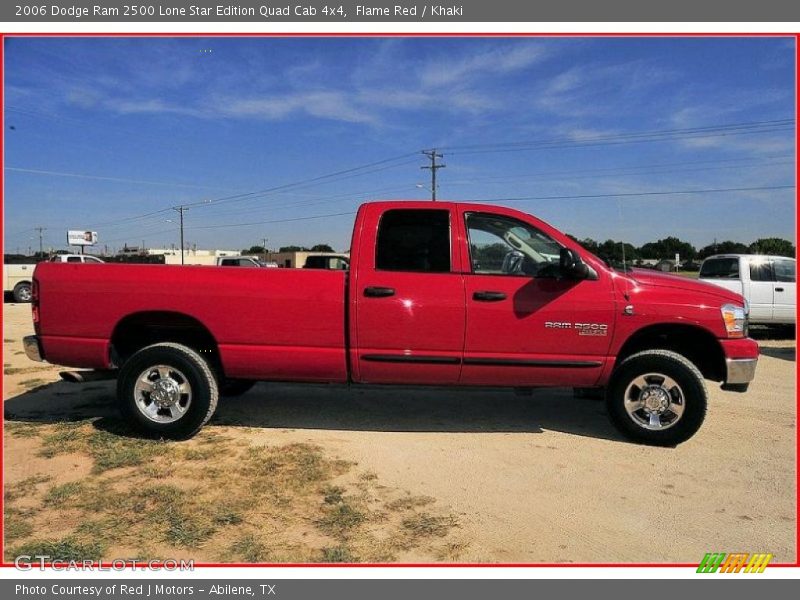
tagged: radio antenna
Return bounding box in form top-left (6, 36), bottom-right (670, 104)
top-left (617, 197), bottom-right (631, 300)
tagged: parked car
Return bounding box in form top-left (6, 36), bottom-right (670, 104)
top-left (215, 256), bottom-right (265, 268)
top-left (49, 254), bottom-right (105, 264)
top-left (4, 264), bottom-right (36, 302)
top-left (25, 201), bottom-right (758, 445)
top-left (303, 254), bottom-right (350, 270)
top-left (699, 254), bottom-right (796, 325)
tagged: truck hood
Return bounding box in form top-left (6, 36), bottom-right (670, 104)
top-left (626, 268), bottom-right (745, 304)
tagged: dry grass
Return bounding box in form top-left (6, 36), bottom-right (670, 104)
top-left (3, 419), bottom-right (466, 563)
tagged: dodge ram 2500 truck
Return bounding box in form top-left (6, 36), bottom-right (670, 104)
top-left (24, 201), bottom-right (759, 445)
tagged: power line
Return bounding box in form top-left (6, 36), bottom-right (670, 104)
top-left (4, 166), bottom-right (239, 192)
top-left (81, 152), bottom-right (419, 230)
top-left (470, 184), bottom-right (795, 205)
top-left (442, 119), bottom-right (795, 156)
top-left (444, 158), bottom-right (794, 187)
top-left (188, 211), bottom-right (358, 231)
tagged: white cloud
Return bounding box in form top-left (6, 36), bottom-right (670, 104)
top-left (419, 43), bottom-right (547, 88)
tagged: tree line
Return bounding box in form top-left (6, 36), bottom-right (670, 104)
top-left (565, 235), bottom-right (796, 264)
top-left (241, 244), bottom-right (335, 254)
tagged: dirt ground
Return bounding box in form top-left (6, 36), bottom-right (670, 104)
top-left (2, 301), bottom-right (796, 563)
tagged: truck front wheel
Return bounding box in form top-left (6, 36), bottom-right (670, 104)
top-left (117, 342), bottom-right (218, 439)
top-left (606, 349), bottom-right (707, 446)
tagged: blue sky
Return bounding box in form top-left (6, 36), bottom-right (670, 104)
top-left (3, 36), bottom-right (796, 254)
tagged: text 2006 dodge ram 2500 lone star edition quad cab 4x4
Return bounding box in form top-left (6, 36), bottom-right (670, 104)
top-left (24, 201), bottom-right (759, 445)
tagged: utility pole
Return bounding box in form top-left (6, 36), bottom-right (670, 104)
top-left (262, 237), bottom-right (268, 263)
top-left (34, 227), bottom-right (46, 258)
top-left (421, 149), bottom-right (445, 201)
top-left (172, 206), bottom-right (187, 265)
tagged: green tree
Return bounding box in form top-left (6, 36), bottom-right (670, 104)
top-left (279, 245), bottom-right (309, 252)
top-left (639, 237), bottom-right (696, 261)
top-left (310, 244), bottom-right (334, 252)
top-left (697, 240), bottom-right (749, 259)
top-left (748, 238), bottom-right (795, 257)
top-left (596, 239), bottom-right (639, 263)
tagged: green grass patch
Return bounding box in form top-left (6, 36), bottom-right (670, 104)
top-left (44, 482), bottom-right (84, 506)
top-left (9, 537), bottom-right (105, 562)
top-left (212, 505), bottom-right (244, 526)
top-left (243, 443), bottom-right (347, 493)
top-left (164, 512), bottom-right (216, 548)
top-left (322, 485), bottom-right (345, 505)
top-left (5, 422), bottom-right (41, 438)
top-left (179, 447), bottom-right (215, 461)
top-left (4, 513), bottom-right (34, 542)
top-left (38, 420), bottom-right (169, 472)
top-left (316, 501), bottom-right (367, 539)
top-left (320, 545), bottom-right (355, 563)
top-left (401, 513), bottom-right (458, 538)
top-left (227, 534), bottom-right (268, 563)
top-left (5, 474), bottom-right (53, 503)
top-left (386, 495), bottom-right (435, 511)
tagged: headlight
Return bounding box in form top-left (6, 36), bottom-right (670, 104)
top-left (721, 303), bottom-right (746, 338)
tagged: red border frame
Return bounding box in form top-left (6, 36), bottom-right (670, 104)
top-left (0, 30), bottom-right (797, 570)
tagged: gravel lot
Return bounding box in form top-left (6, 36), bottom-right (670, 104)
top-left (3, 302), bottom-right (796, 563)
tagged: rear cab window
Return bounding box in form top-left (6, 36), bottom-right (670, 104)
top-left (375, 209), bottom-right (451, 272)
top-left (699, 258), bottom-right (740, 279)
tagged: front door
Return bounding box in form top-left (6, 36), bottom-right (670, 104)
top-left (354, 206), bottom-right (466, 384)
top-left (459, 209), bottom-right (615, 387)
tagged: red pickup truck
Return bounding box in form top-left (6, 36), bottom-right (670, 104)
top-left (24, 201), bottom-right (758, 445)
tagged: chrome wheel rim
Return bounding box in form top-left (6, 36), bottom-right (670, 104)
top-left (17, 286), bottom-right (32, 301)
top-left (623, 372), bottom-right (685, 431)
top-left (133, 365), bottom-right (192, 423)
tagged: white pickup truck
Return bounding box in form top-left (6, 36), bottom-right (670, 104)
top-left (3, 264), bottom-right (36, 302)
top-left (699, 254), bottom-right (796, 325)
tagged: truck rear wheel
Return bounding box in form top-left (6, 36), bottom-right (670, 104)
top-left (606, 349), bottom-right (707, 446)
top-left (13, 282), bottom-right (32, 303)
top-left (117, 342), bottom-right (218, 440)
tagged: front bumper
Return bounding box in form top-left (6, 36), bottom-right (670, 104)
top-left (725, 358), bottom-right (758, 385)
top-left (719, 337), bottom-right (759, 392)
top-left (23, 335), bottom-right (44, 362)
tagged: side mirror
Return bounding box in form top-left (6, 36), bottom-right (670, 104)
top-left (560, 247), bottom-right (590, 279)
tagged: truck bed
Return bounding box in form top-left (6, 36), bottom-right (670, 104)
top-left (35, 262), bottom-right (348, 382)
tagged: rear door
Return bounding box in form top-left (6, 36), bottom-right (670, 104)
top-left (748, 260), bottom-right (775, 322)
top-left (353, 205), bottom-right (466, 384)
top-left (772, 258), bottom-right (796, 324)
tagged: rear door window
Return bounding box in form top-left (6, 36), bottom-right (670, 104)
top-left (699, 258), bottom-right (740, 279)
top-left (375, 209), bottom-right (451, 272)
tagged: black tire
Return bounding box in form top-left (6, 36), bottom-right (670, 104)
top-left (117, 342), bottom-right (218, 440)
top-left (13, 282), bottom-right (32, 303)
top-left (606, 349), bottom-right (707, 446)
top-left (220, 379), bottom-right (256, 397)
